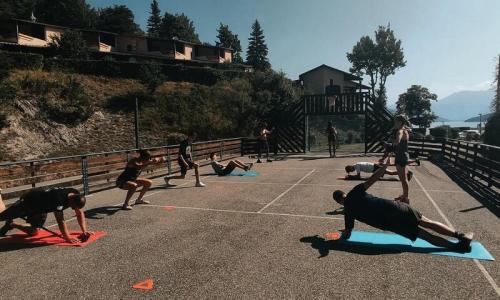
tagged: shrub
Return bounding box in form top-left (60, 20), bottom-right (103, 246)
top-left (139, 64), bottom-right (166, 92)
top-left (166, 133), bottom-right (187, 145)
top-left (49, 30), bottom-right (89, 59)
top-left (0, 51), bottom-right (43, 70)
top-left (0, 110), bottom-right (9, 129)
top-left (429, 125), bottom-right (458, 139)
top-left (41, 77), bottom-right (92, 125)
top-left (484, 112), bottom-right (500, 146)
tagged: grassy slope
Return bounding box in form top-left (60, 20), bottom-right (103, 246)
top-left (0, 70), bottom-right (196, 161)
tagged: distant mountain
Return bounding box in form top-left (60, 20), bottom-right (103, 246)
top-left (432, 90), bottom-right (494, 121)
top-left (436, 116), bottom-right (450, 122)
top-left (464, 112), bottom-right (493, 122)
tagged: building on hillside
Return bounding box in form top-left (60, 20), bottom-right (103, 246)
top-left (298, 64), bottom-right (370, 95)
top-left (0, 18), bottom-right (234, 65)
top-left (115, 35), bottom-right (232, 63)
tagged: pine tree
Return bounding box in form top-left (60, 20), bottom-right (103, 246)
top-left (147, 0), bottom-right (162, 37)
top-left (216, 23), bottom-right (243, 63)
top-left (159, 12), bottom-right (200, 43)
top-left (246, 20), bottom-right (270, 70)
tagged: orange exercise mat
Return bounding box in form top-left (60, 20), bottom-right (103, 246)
top-left (0, 230), bottom-right (106, 247)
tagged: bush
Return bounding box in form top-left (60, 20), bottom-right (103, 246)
top-left (0, 51), bottom-right (43, 70)
top-left (41, 77), bottom-right (93, 125)
top-left (139, 64), bottom-right (166, 92)
top-left (429, 125), bottom-right (458, 139)
top-left (484, 112), bottom-right (500, 146)
top-left (165, 133), bottom-right (187, 145)
top-left (49, 30), bottom-right (88, 59)
top-left (0, 110), bottom-right (8, 129)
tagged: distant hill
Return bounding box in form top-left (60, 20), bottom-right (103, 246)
top-left (432, 90), bottom-right (494, 121)
top-left (464, 112), bottom-right (493, 122)
top-left (436, 116), bottom-right (450, 122)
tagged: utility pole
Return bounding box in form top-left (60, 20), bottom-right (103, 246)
top-left (497, 54), bottom-right (500, 112)
top-left (134, 97), bottom-right (139, 149)
top-left (479, 113), bottom-right (482, 136)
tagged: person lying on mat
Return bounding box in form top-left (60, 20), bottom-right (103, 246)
top-left (210, 153), bottom-right (253, 176)
top-left (344, 162), bottom-right (412, 181)
top-left (0, 187), bottom-right (92, 244)
top-left (332, 158), bottom-right (474, 252)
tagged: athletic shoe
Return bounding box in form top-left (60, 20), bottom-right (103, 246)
top-left (0, 220), bottom-right (13, 236)
top-left (407, 171), bottom-right (413, 181)
top-left (122, 205), bottom-right (133, 210)
top-left (196, 182), bottom-right (206, 187)
top-left (164, 177), bottom-right (176, 187)
top-left (134, 200), bottom-right (150, 205)
top-left (257, 159), bottom-right (262, 163)
top-left (455, 232), bottom-right (474, 252)
top-left (416, 158), bottom-right (421, 166)
top-left (267, 159), bottom-right (273, 162)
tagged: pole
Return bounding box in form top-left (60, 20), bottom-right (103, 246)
top-left (134, 97), bottom-right (139, 149)
top-left (479, 113), bottom-right (482, 136)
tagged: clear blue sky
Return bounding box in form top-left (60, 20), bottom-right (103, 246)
top-left (89, 0), bottom-right (500, 105)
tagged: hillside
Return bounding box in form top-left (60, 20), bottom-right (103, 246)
top-left (464, 112), bottom-right (493, 122)
top-left (432, 90), bottom-right (494, 121)
top-left (0, 70), bottom-right (196, 161)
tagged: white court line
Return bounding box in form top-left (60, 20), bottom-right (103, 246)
top-left (142, 203), bottom-right (344, 221)
top-left (257, 169), bottom-right (316, 213)
top-left (414, 175), bottom-right (500, 297)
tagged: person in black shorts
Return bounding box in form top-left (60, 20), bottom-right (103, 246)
top-left (0, 187), bottom-right (92, 244)
top-left (332, 158), bottom-right (474, 252)
top-left (116, 149), bottom-right (167, 210)
top-left (164, 132), bottom-right (205, 187)
top-left (326, 121), bottom-right (337, 158)
top-left (209, 152), bottom-right (253, 176)
top-left (256, 122), bottom-right (272, 163)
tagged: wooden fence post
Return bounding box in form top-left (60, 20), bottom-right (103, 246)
top-left (81, 156), bottom-right (89, 196)
top-left (220, 141), bottom-right (224, 159)
top-left (471, 143), bottom-right (478, 179)
top-left (30, 162), bottom-right (35, 188)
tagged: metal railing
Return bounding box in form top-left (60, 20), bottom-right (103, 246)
top-left (0, 138), bottom-right (243, 200)
top-left (409, 138), bottom-right (500, 188)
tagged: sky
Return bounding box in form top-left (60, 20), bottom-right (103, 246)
top-left (88, 0), bottom-right (500, 106)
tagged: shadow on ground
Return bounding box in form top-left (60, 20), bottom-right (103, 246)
top-left (300, 235), bottom-right (451, 258)
top-left (85, 206), bottom-right (122, 220)
top-left (433, 160), bottom-right (500, 218)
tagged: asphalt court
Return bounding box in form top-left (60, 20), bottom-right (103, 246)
top-left (0, 156), bottom-right (498, 299)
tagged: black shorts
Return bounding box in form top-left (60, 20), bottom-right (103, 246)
top-left (387, 204), bottom-right (422, 241)
top-left (0, 200), bottom-right (48, 228)
top-left (218, 164), bottom-right (236, 176)
top-left (395, 152), bottom-right (410, 167)
top-left (328, 135), bottom-right (336, 143)
top-left (179, 157), bottom-right (195, 175)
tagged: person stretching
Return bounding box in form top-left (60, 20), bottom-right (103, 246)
top-left (164, 132), bottom-right (205, 187)
top-left (116, 149), bottom-right (166, 210)
top-left (344, 161), bottom-right (412, 181)
top-left (0, 187), bottom-right (92, 244)
top-left (332, 158), bottom-right (474, 252)
top-left (210, 153), bottom-right (253, 176)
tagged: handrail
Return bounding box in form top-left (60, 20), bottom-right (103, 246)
top-left (0, 137), bottom-right (244, 167)
top-left (0, 137), bottom-right (244, 199)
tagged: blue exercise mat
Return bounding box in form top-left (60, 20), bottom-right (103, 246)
top-left (208, 171), bottom-right (260, 177)
top-left (336, 230), bottom-right (494, 261)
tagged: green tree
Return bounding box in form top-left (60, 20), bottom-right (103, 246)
top-left (492, 55), bottom-right (500, 113)
top-left (147, 0), bottom-right (162, 37)
top-left (216, 23), bottom-right (243, 63)
top-left (0, 0), bottom-right (35, 19)
top-left (96, 5), bottom-right (142, 35)
top-left (34, 0), bottom-right (97, 28)
top-left (347, 24), bottom-right (406, 107)
top-left (159, 12), bottom-right (200, 43)
top-left (246, 20), bottom-right (270, 70)
top-left (396, 85), bottom-right (438, 128)
top-left (484, 112), bottom-right (500, 146)
top-left (49, 30), bottom-right (88, 59)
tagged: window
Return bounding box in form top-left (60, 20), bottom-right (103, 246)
top-left (330, 79), bottom-right (334, 86)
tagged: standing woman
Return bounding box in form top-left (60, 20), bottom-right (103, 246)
top-left (257, 122), bottom-right (273, 163)
top-left (394, 115), bottom-right (411, 204)
top-left (116, 150), bottom-right (166, 210)
top-left (326, 121), bottom-right (338, 158)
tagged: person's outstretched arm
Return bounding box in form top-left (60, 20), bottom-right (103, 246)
top-left (74, 208), bottom-right (93, 238)
top-left (54, 211), bottom-right (79, 244)
top-left (363, 158), bottom-right (389, 191)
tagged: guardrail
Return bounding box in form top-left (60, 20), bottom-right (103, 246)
top-left (409, 138), bottom-right (500, 189)
top-left (0, 138), bottom-right (242, 200)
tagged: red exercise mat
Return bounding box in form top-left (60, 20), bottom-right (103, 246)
top-left (0, 230), bottom-right (106, 247)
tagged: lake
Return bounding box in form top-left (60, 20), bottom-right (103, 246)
top-left (430, 121), bottom-right (482, 129)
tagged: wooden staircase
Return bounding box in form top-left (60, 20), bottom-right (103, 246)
top-left (365, 99), bottom-right (394, 153)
